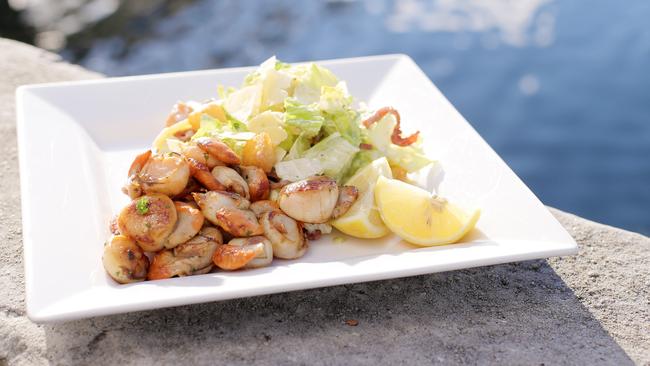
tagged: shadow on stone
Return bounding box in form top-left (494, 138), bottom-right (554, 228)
top-left (43, 260), bottom-right (634, 365)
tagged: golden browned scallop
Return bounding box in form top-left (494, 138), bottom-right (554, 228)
top-left (139, 153), bottom-right (190, 197)
top-left (195, 137), bottom-right (241, 165)
top-left (331, 185), bottom-right (359, 219)
top-left (192, 191), bottom-right (249, 225)
top-left (249, 200), bottom-right (280, 218)
top-left (212, 245), bottom-right (256, 270)
top-left (102, 235), bottom-right (149, 284)
top-left (260, 210), bottom-right (307, 259)
top-left (278, 176), bottom-right (339, 223)
top-left (147, 227), bottom-right (222, 280)
top-left (117, 194), bottom-right (177, 252)
top-left (227, 236), bottom-right (273, 269)
top-left (240, 165), bottom-right (270, 202)
top-left (213, 207), bottom-right (264, 237)
top-left (212, 166), bottom-right (250, 199)
top-left (123, 151), bottom-right (190, 198)
top-left (163, 201), bottom-right (204, 249)
top-left (186, 158), bottom-right (226, 191)
top-left (181, 144), bottom-right (223, 169)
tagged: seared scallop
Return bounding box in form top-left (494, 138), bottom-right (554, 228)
top-left (218, 236), bottom-right (273, 269)
top-left (148, 227), bottom-right (222, 280)
top-left (261, 210), bottom-right (307, 259)
top-left (102, 235), bottom-right (149, 284)
top-left (212, 166), bottom-right (250, 199)
top-left (192, 190), bottom-right (249, 225)
top-left (117, 194), bottom-right (177, 252)
top-left (124, 152), bottom-right (190, 198)
top-left (164, 201), bottom-right (204, 249)
top-left (278, 176), bottom-right (339, 223)
top-left (239, 165), bottom-right (270, 202)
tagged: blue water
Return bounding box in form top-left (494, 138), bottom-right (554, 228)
top-left (71, 0), bottom-right (650, 234)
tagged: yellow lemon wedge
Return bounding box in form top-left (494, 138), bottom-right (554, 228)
top-left (374, 176), bottom-right (480, 246)
top-left (330, 157), bottom-right (393, 239)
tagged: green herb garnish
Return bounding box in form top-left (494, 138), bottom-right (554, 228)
top-left (136, 197), bottom-right (150, 215)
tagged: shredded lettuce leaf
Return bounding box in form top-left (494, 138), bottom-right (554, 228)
top-left (247, 111), bottom-right (288, 145)
top-left (274, 158), bottom-right (324, 181)
top-left (242, 56), bottom-right (293, 113)
top-left (284, 98), bottom-right (324, 138)
top-left (303, 133), bottom-right (359, 181)
top-left (223, 84), bottom-right (262, 122)
top-left (323, 109), bottom-right (362, 147)
top-left (284, 133), bottom-right (311, 161)
top-left (290, 63), bottom-right (339, 104)
top-left (341, 149), bottom-right (382, 183)
top-left (319, 81), bottom-right (352, 114)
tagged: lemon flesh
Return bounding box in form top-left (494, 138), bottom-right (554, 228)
top-left (330, 157), bottom-right (392, 239)
top-left (374, 176), bottom-right (480, 246)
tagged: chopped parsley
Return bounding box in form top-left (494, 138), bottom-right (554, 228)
top-left (136, 197), bottom-right (150, 215)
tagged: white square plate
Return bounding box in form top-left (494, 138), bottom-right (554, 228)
top-left (17, 55), bottom-right (577, 322)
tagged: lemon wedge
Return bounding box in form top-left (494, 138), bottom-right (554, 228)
top-left (330, 157), bottom-right (393, 238)
top-left (374, 176), bottom-right (480, 246)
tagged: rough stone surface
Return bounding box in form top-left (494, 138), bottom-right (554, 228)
top-left (0, 38), bottom-right (648, 366)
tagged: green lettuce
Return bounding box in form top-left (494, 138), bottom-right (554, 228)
top-left (284, 133), bottom-right (311, 161)
top-left (274, 158), bottom-right (324, 182)
top-left (322, 109), bottom-right (362, 147)
top-left (303, 133), bottom-right (359, 181)
top-left (319, 81), bottom-right (352, 114)
top-left (283, 98), bottom-right (324, 138)
top-left (290, 63), bottom-right (339, 104)
top-left (340, 149), bottom-right (382, 183)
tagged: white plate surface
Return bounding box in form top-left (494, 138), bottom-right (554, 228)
top-left (16, 55), bottom-right (577, 322)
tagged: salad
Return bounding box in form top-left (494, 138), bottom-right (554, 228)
top-left (102, 57), bottom-right (479, 284)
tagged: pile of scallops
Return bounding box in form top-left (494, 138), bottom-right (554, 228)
top-left (102, 118), bottom-right (358, 284)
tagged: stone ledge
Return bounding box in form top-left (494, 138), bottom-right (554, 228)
top-left (0, 39), bottom-right (648, 366)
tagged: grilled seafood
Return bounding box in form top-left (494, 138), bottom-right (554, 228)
top-left (213, 236), bottom-right (273, 270)
top-left (214, 207), bottom-right (264, 237)
top-left (278, 176), bottom-right (339, 223)
top-left (212, 166), bottom-right (250, 199)
top-left (212, 245), bottom-right (256, 270)
top-left (164, 201), bottom-right (204, 249)
top-left (187, 158), bottom-right (226, 191)
top-left (117, 194), bottom-right (177, 252)
top-left (331, 185), bottom-right (359, 219)
top-left (250, 200), bottom-right (280, 218)
top-left (196, 137), bottom-right (241, 165)
top-left (147, 227), bottom-right (222, 280)
top-left (260, 210), bottom-right (307, 259)
top-left (123, 150), bottom-right (190, 199)
top-left (192, 191), bottom-right (249, 223)
top-left (181, 144), bottom-right (223, 169)
top-left (102, 235), bottom-right (149, 284)
top-left (192, 190), bottom-right (261, 236)
top-left (239, 165), bottom-right (270, 202)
